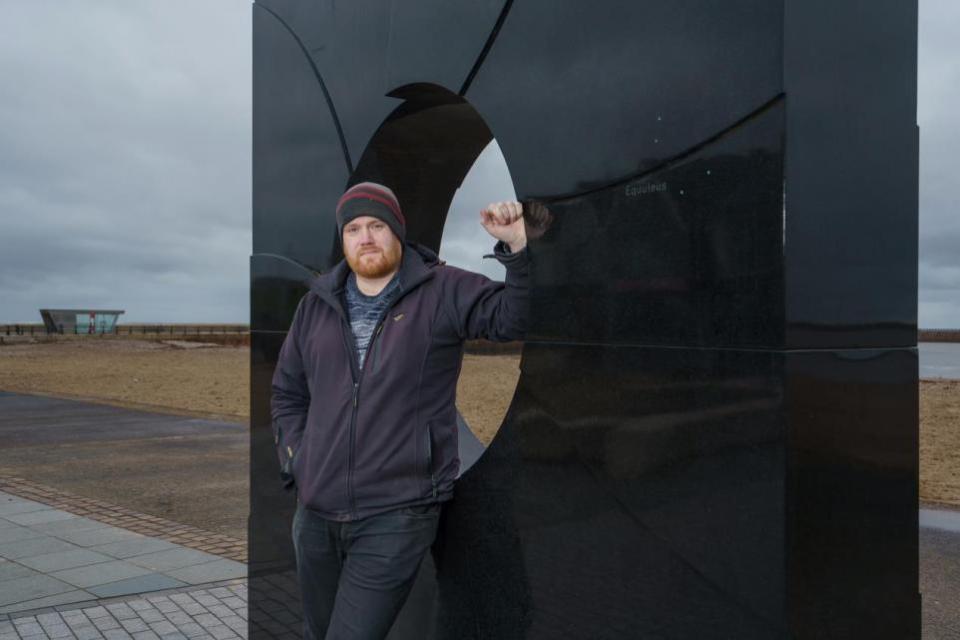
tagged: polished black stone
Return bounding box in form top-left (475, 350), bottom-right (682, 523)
top-left (254, 1), bottom-right (507, 169)
top-left (464, 1), bottom-right (784, 199)
top-left (251, 0), bottom-right (919, 637)
top-left (252, 6), bottom-right (348, 270)
top-left (527, 102), bottom-right (785, 348)
top-left (781, 0), bottom-right (918, 349)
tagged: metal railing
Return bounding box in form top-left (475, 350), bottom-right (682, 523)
top-left (2, 324), bottom-right (248, 337)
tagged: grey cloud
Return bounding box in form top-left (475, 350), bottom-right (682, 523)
top-left (441, 141), bottom-right (517, 282)
top-left (0, 1), bottom-right (250, 323)
top-left (918, 0), bottom-right (960, 327)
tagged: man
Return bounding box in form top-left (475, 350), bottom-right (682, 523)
top-left (271, 181), bottom-right (529, 639)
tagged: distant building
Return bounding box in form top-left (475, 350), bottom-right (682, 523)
top-left (39, 309), bottom-right (125, 334)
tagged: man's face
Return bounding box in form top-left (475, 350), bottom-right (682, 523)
top-left (343, 215), bottom-right (402, 279)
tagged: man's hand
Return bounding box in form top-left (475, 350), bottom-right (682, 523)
top-left (480, 201), bottom-right (527, 253)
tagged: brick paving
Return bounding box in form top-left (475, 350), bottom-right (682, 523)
top-left (0, 478), bottom-right (244, 563)
top-left (0, 582), bottom-right (248, 640)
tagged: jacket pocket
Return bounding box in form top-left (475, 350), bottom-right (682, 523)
top-left (281, 444), bottom-right (297, 491)
top-left (425, 422), bottom-right (438, 499)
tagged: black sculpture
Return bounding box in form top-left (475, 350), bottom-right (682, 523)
top-left (251, 1), bottom-right (919, 638)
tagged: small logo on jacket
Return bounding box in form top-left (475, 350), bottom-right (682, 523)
top-left (393, 313), bottom-right (405, 322)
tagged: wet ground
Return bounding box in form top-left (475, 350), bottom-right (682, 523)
top-left (0, 392), bottom-right (247, 541)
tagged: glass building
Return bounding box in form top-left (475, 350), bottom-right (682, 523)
top-left (39, 309), bottom-right (124, 334)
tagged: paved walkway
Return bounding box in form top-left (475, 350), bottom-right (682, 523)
top-left (0, 492), bottom-right (246, 614)
top-left (0, 478), bottom-right (243, 565)
top-left (0, 584), bottom-right (247, 640)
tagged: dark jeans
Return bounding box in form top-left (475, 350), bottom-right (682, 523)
top-left (292, 500), bottom-right (441, 640)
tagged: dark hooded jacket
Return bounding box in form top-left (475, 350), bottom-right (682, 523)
top-left (271, 240), bottom-right (529, 522)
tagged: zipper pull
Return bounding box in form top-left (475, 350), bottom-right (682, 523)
top-left (353, 382), bottom-right (359, 407)
top-left (286, 446), bottom-right (293, 459)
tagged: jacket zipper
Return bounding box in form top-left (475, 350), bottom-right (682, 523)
top-left (335, 274), bottom-right (432, 519)
top-left (339, 318), bottom-right (360, 518)
top-left (342, 316), bottom-right (388, 519)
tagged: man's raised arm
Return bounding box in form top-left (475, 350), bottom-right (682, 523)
top-left (445, 201), bottom-right (531, 342)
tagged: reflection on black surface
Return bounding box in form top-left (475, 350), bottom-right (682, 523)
top-left (786, 348), bottom-right (919, 639)
top-left (513, 343), bottom-right (786, 637)
top-left (252, 7), bottom-right (345, 272)
top-left (255, 0), bottom-right (508, 169)
top-left (465, 1), bottom-right (783, 198)
top-left (529, 102), bottom-right (784, 348)
top-left (782, 1), bottom-right (918, 349)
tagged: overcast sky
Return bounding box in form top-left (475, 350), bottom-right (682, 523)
top-left (0, 1), bottom-right (956, 327)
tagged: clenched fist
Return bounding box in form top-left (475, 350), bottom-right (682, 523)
top-left (480, 201), bottom-right (526, 253)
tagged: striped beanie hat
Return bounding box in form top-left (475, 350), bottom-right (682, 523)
top-left (336, 182), bottom-right (406, 243)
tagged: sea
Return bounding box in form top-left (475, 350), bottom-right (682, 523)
top-left (920, 342), bottom-right (960, 380)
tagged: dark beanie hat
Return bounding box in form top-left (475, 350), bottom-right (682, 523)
top-left (336, 182), bottom-right (406, 243)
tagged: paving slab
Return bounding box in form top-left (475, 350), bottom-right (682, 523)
top-left (0, 562), bottom-right (37, 582)
top-left (0, 537), bottom-right (80, 561)
top-left (52, 528), bottom-right (146, 548)
top-left (4, 511), bottom-right (77, 527)
top-left (0, 500), bottom-right (47, 517)
top-left (18, 550), bottom-right (115, 573)
top-left (51, 561), bottom-right (156, 590)
top-left (165, 561), bottom-right (246, 586)
top-left (0, 527), bottom-right (37, 545)
top-left (31, 519), bottom-right (112, 536)
top-left (89, 540), bottom-right (179, 561)
top-left (88, 575), bottom-right (187, 599)
top-left (0, 519), bottom-right (24, 531)
top-left (0, 574), bottom-right (76, 607)
top-left (128, 550), bottom-right (223, 573)
top-left (1, 591), bottom-right (95, 615)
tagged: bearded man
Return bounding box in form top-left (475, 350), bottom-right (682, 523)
top-left (271, 181), bottom-right (530, 639)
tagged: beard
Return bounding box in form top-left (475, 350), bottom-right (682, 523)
top-left (345, 242), bottom-right (402, 279)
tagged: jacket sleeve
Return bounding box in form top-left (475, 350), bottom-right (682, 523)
top-left (270, 296), bottom-right (311, 490)
top-left (446, 240), bottom-right (531, 342)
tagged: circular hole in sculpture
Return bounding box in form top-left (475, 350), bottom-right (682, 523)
top-left (439, 140), bottom-right (522, 460)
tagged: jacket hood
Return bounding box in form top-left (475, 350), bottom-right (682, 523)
top-left (307, 241), bottom-right (442, 313)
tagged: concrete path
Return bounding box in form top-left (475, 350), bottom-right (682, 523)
top-left (0, 584), bottom-right (248, 640)
top-left (0, 492), bottom-right (245, 615)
